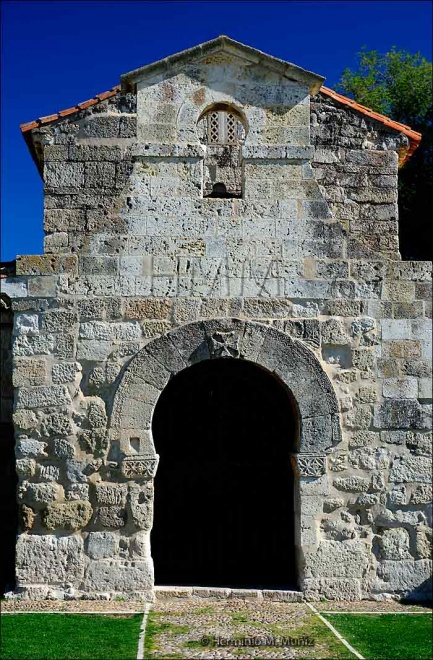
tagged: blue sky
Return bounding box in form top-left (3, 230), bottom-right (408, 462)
top-left (1, 0), bottom-right (432, 261)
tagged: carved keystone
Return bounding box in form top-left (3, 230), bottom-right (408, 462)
top-left (208, 331), bottom-right (240, 358)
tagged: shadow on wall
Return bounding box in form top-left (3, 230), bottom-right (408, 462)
top-left (0, 285), bottom-right (18, 596)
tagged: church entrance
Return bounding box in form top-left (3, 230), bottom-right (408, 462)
top-left (151, 358), bottom-right (299, 589)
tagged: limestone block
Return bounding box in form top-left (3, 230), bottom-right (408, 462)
top-left (15, 385), bottom-right (71, 409)
top-left (374, 400), bottom-right (425, 430)
top-left (95, 483), bottom-right (127, 506)
top-left (406, 432), bottom-right (432, 456)
top-left (349, 448), bottom-right (389, 470)
top-left (379, 529), bottom-right (412, 560)
top-left (97, 507), bottom-right (126, 528)
top-left (349, 431), bottom-right (377, 448)
top-left (65, 484), bottom-right (89, 501)
top-left (43, 501), bottom-right (93, 531)
top-left (344, 405), bottom-right (372, 430)
top-left (376, 559), bottom-right (432, 595)
top-left (415, 527), bottom-right (432, 560)
top-left (323, 499), bottom-right (344, 513)
top-left (305, 540), bottom-right (369, 578)
top-left (388, 486), bottom-right (407, 506)
top-left (383, 378), bottom-right (418, 399)
top-left (16, 439), bottom-right (47, 458)
top-left (129, 531), bottom-right (151, 560)
top-left (41, 412), bottom-right (73, 437)
top-left (13, 314), bottom-right (39, 336)
top-left (13, 334), bottom-right (55, 356)
top-left (128, 482), bottom-right (153, 530)
top-left (389, 456), bottom-right (432, 484)
top-left (1, 277), bottom-right (28, 298)
top-left (45, 162), bottom-right (84, 188)
top-left (419, 378), bottom-right (432, 401)
top-left (381, 320), bottom-right (411, 341)
top-left (85, 162), bottom-right (116, 188)
top-left (125, 298), bottom-right (171, 320)
top-left (321, 319), bottom-right (350, 345)
top-left (13, 357), bottom-right (48, 387)
top-left (20, 504), bottom-right (36, 531)
top-left (20, 482), bottom-right (60, 506)
top-left (15, 458), bottom-right (36, 477)
top-left (66, 460), bottom-right (89, 483)
top-left (86, 532), bottom-right (118, 560)
top-left (77, 340), bottom-right (112, 361)
top-left (38, 464), bottom-right (61, 482)
top-left (16, 534), bottom-right (84, 585)
top-left (52, 362), bottom-right (81, 384)
top-left (410, 484), bottom-right (432, 504)
top-left (333, 476), bottom-right (370, 493)
top-left (303, 577), bottom-right (362, 601)
top-left (82, 559), bottom-right (153, 592)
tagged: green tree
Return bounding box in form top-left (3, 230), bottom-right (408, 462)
top-left (336, 47), bottom-right (432, 260)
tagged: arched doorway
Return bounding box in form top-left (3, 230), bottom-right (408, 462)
top-left (151, 358), bottom-right (299, 589)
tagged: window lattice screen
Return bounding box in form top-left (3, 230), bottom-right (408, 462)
top-left (207, 110), bottom-right (242, 145)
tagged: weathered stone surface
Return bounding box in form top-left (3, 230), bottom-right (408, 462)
top-left (128, 482), bottom-right (153, 530)
top-left (389, 456), bottom-right (432, 484)
top-left (97, 507), bottom-right (127, 528)
top-left (415, 527), bottom-right (432, 560)
top-left (15, 385), bottom-right (71, 409)
top-left (16, 439), bottom-right (47, 458)
top-left (16, 534), bottom-right (84, 585)
top-left (376, 559), bottom-right (432, 596)
top-left (305, 540), bottom-right (369, 578)
top-left (16, 458), bottom-right (36, 477)
top-left (42, 501), bottom-right (93, 531)
top-left (20, 481), bottom-right (60, 506)
top-left (82, 559), bottom-right (153, 592)
top-left (379, 529), bottom-right (412, 560)
top-left (95, 483), bottom-right (127, 506)
top-left (86, 532), bottom-right (118, 560)
top-left (410, 484), bottom-right (432, 504)
top-left (333, 476), bottom-right (370, 492)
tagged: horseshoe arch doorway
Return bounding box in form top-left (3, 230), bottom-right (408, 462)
top-left (151, 357), bottom-right (299, 589)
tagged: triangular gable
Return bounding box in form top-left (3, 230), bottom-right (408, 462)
top-left (120, 35), bottom-right (325, 95)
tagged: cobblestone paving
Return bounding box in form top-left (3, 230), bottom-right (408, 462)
top-left (145, 599), bottom-right (354, 659)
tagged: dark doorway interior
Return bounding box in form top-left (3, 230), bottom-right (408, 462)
top-left (151, 358), bottom-right (298, 589)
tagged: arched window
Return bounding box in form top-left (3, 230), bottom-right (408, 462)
top-left (197, 104), bottom-right (246, 198)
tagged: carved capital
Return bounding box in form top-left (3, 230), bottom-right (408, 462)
top-left (121, 455), bottom-right (159, 479)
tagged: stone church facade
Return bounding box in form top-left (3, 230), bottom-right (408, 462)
top-left (2, 36), bottom-right (432, 601)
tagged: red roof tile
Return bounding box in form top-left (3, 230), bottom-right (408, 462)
top-left (20, 85), bottom-right (120, 133)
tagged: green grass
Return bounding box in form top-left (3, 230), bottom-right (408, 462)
top-left (0, 613), bottom-right (143, 660)
top-left (325, 613), bottom-right (433, 660)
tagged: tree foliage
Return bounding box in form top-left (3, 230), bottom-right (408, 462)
top-left (337, 47), bottom-right (432, 260)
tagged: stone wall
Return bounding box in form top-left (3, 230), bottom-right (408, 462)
top-left (3, 48), bottom-right (432, 601)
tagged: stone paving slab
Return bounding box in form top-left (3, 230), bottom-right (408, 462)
top-left (145, 599), bottom-right (354, 659)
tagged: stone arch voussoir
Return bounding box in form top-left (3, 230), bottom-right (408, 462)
top-left (109, 319), bottom-right (342, 467)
